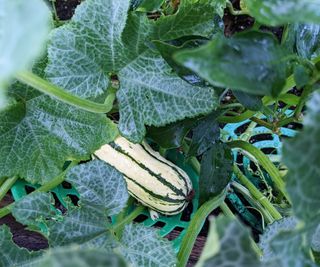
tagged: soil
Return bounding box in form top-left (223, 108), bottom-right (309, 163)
top-left (1, 1), bottom-right (287, 266)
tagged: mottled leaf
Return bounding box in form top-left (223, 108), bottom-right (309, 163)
top-left (48, 205), bottom-right (112, 247)
top-left (117, 49), bottom-right (217, 142)
top-left (46, 0), bottom-right (218, 142)
top-left (175, 31), bottom-right (287, 97)
top-left (32, 246), bottom-right (127, 267)
top-left (201, 216), bottom-right (264, 267)
top-left (294, 65), bottom-right (312, 89)
top-left (0, 84), bottom-right (117, 183)
top-left (67, 160), bottom-right (129, 216)
top-left (259, 217), bottom-right (298, 261)
top-left (212, 0), bottom-right (227, 18)
top-left (199, 144), bottom-right (233, 204)
top-left (119, 224), bottom-right (176, 267)
top-left (12, 192), bottom-right (54, 228)
top-left (283, 91), bottom-right (320, 223)
top-left (245, 0), bottom-right (320, 26)
top-left (0, 0), bottom-right (51, 108)
top-left (153, 0), bottom-right (220, 41)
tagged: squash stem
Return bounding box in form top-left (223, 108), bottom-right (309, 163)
top-left (15, 71), bottom-right (114, 114)
top-left (0, 176), bottom-right (18, 203)
top-left (0, 161), bottom-right (77, 218)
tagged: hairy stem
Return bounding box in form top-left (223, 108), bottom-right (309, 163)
top-left (177, 190), bottom-right (227, 267)
top-left (112, 205), bottom-right (145, 234)
top-left (0, 176), bottom-right (18, 202)
top-left (227, 140), bottom-right (289, 200)
top-left (0, 161), bottom-right (78, 218)
top-left (15, 71), bottom-right (114, 114)
top-left (233, 165), bottom-right (282, 220)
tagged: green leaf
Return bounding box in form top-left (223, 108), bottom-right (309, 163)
top-left (175, 31), bottom-right (287, 97)
top-left (48, 205), bottom-right (113, 247)
top-left (153, 39), bottom-right (208, 86)
top-left (66, 160), bottom-right (129, 216)
top-left (199, 144), bottom-right (233, 204)
top-left (46, 0), bottom-right (218, 143)
top-left (147, 118), bottom-right (196, 149)
top-left (136, 0), bottom-right (164, 12)
top-left (259, 217), bottom-right (298, 261)
top-left (245, 0), bottom-right (320, 26)
top-left (212, 0), bottom-right (227, 18)
top-left (0, 225), bottom-right (42, 267)
top-left (153, 0), bottom-right (220, 41)
top-left (283, 91), bottom-right (320, 223)
top-left (119, 224), bottom-right (176, 267)
top-left (0, 84), bottom-right (118, 184)
top-left (270, 230), bottom-right (317, 267)
top-left (0, 0), bottom-right (51, 109)
top-left (293, 65), bottom-right (311, 89)
top-left (233, 90), bottom-right (263, 111)
top-left (50, 160), bottom-right (129, 246)
top-left (188, 111), bottom-right (222, 157)
top-left (296, 24), bottom-right (320, 60)
top-left (32, 246), bottom-right (127, 267)
top-left (200, 216), bottom-right (263, 267)
top-left (11, 192), bottom-right (55, 229)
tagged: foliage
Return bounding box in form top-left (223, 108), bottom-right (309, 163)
top-left (1, 0), bottom-right (320, 266)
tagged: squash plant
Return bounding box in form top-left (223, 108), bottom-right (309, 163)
top-left (0, 0), bottom-right (320, 266)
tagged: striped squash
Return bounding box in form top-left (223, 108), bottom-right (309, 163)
top-left (94, 136), bottom-right (194, 215)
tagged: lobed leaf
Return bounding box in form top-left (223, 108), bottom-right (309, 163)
top-left (46, 0), bottom-right (218, 142)
top-left (119, 224), bottom-right (176, 267)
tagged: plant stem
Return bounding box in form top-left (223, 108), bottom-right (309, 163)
top-left (220, 103), bottom-right (244, 109)
top-left (231, 181), bottom-right (274, 224)
top-left (233, 165), bottom-right (282, 220)
top-left (220, 202), bottom-right (234, 218)
top-left (15, 71), bottom-right (114, 114)
top-left (250, 117), bottom-right (274, 131)
top-left (0, 177), bottom-right (18, 202)
top-left (226, 1), bottom-right (250, 15)
top-left (0, 161), bottom-right (78, 218)
top-left (294, 85), bottom-right (313, 119)
top-left (177, 190), bottom-right (227, 267)
top-left (112, 205), bottom-right (145, 234)
top-left (227, 140), bottom-right (289, 200)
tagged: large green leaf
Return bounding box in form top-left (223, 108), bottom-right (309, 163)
top-left (259, 217), bottom-right (298, 261)
top-left (245, 0), bottom-right (320, 26)
top-left (50, 160), bottom-right (129, 246)
top-left (119, 224), bottom-right (176, 267)
top-left (175, 31), bottom-right (287, 97)
top-left (32, 247), bottom-right (127, 267)
top-left (46, 0), bottom-right (218, 143)
top-left (199, 144), bottom-right (233, 204)
top-left (0, 225), bottom-right (42, 267)
top-left (0, 0), bottom-right (51, 108)
top-left (199, 216), bottom-right (264, 267)
top-left (283, 91), bottom-right (320, 223)
top-left (188, 111), bottom-right (222, 157)
top-left (153, 0), bottom-right (221, 41)
top-left (0, 83), bottom-right (117, 184)
top-left (67, 160), bottom-right (129, 216)
top-left (233, 90), bottom-right (263, 111)
top-left (12, 192), bottom-right (55, 229)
